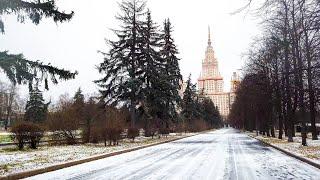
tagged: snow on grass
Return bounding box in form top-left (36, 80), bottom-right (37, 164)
top-left (0, 133), bottom-right (193, 176)
top-left (245, 131), bottom-right (320, 165)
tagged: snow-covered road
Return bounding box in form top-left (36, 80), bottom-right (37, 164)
top-left (26, 128), bottom-right (320, 180)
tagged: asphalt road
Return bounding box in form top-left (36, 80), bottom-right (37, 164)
top-left (26, 128), bottom-right (320, 180)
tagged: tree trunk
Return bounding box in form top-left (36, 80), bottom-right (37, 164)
top-left (130, 103), bottom-right (136, 128)
top-left (303, 26), bottom-right (318, 140)
top-left (283, 2), bottom-right (293, 142)
top-left (291, 5), bottom-right (307, 146)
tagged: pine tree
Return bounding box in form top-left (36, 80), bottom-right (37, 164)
top-left (159, 18), bottom-right (182, 122)
top-left (95, 0), bottom-right (147, 128)
top-left (24, 83), bottom-right (49, 123)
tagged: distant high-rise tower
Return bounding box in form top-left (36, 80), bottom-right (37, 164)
top-left (198, 27), bottom-right (239, 119)
top-left (231, 72), bottom-right (240, 92)
top-left (198, 27), bottom-right (224, 94)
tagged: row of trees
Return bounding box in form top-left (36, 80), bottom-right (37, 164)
top-left (12, 82), bottom-right (222, 149)
top-left (229, 0), bottom-right (320, 145)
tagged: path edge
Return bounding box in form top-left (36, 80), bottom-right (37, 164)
top-left (247, 134), bottom-right (320, 170)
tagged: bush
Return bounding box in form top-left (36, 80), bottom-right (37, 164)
top-left (159, 127), bottom-right (170, 138)
top-left (174, 122), bottom-right (186, 133)
top-left (28, 124), bottom-right (44, 149)
top-left (144, 127), bottom-right (157, 139)
top-left (11, 121), bottom-right (44, 150)
top-left (189, 119), bottom-right (209, 132)
top-left (90, 126), bottom-right (101, 144)
top-left (127, 127), bottom-right (139, 141)
top-left (98, 107), bottom-right (126, 146)
top-left (143, 118), bottom-right (157, 139)
top-left (104, 127), bottom-right (122, 146)
top-left (47, 95), bottom-right (80, 145)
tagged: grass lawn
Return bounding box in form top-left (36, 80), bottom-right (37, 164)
top-left (0, 135), bottom-right (12, 144)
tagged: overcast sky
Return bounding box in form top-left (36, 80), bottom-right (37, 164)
top-left (0, 0), bottom-right (262, 101)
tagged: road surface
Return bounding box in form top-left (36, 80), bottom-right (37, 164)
top-left (27, 128), bottom-right (320, 180)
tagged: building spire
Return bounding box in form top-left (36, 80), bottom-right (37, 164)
top-left (208, 26), bottom-right (211, 46)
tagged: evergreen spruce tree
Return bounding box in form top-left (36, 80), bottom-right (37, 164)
top-left (0, 0), bottom-right (74, 33)
top-left (139, 10), bottom-right (164, 119)
top-left (159, 18), bottom-right (182, 122)
top-left (24, 83), bottom-right (49, 123)
top-left (201, 97), bottom-right (222, 128)
top-left (72, 88), bottom-right (87, 142)
top-left (181, 75), bottom-right (197, 121)
top-left (0, 1), bottom-right (76, 89)
top-left (95, 0), bottom-right (147, 128)
top-left (73, 88), bottom-right (85, 120)
top-left (73, 88), bottom-right (85, 107)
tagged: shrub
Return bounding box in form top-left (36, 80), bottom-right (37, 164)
top-left (104, 127), bottom-right (122, 146)
top-left (143, 119), bottom-right (157, 139)
top-left (144, 127), bottom-right (157, 139)
top-left (47, 95), bottom-right (80, 145)
top-left (99, 107), bottom-right (126, 146)
top-left (10, 122), bottom-right (28, 150)
top-left (142, 116), bottom-right (158, 139)
top-left (189, 119), bottom-right (209, 132)
top-left (11, 121), bottom-right (44, 150)
top-left (159, 127), bottom-right (170, 138)
top-left (89, 126), bottom-right (101, 144)
top-left (174, 122), bottom-right (186, 133)
top-left (127, 127), bottom-right (139, 141)
top-left (28, 124), bottom-right (45, 149)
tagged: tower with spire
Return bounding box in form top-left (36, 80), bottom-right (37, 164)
top-left (199, 26), bottom-right (223, 94)
top-left (198, 26), bottom-right (239, 120)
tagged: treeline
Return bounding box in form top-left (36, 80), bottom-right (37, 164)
top-left (229, 0), bottom-right (320, 145)
top-left (11, 82), bottom-right (222, 150)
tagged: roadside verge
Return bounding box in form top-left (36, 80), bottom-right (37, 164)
top-left (0, 132), bottom-right (202, 180)
top-left (247, 134), bottom-right (320, 170)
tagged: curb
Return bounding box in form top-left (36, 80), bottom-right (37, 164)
top-left (0, 133), bottom-right (201, 180)
top-left (247, 134), bottom-right (320, 170)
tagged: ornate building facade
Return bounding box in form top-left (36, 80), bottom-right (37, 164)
top-left (198, 27), bottom-right (240, 119)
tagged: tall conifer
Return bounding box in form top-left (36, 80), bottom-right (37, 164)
top-left (160, 18), bottom-right (182, 121)
top-left (24, 83), bottom-right (49, 123)
top-left (95, 0), bottom-right (146, 128)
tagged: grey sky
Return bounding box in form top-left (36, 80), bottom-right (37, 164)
top-left (0, 0), bottom-right (261, 101)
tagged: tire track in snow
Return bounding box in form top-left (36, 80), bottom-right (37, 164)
top-left (123, 147), bottom-right (201, 179)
